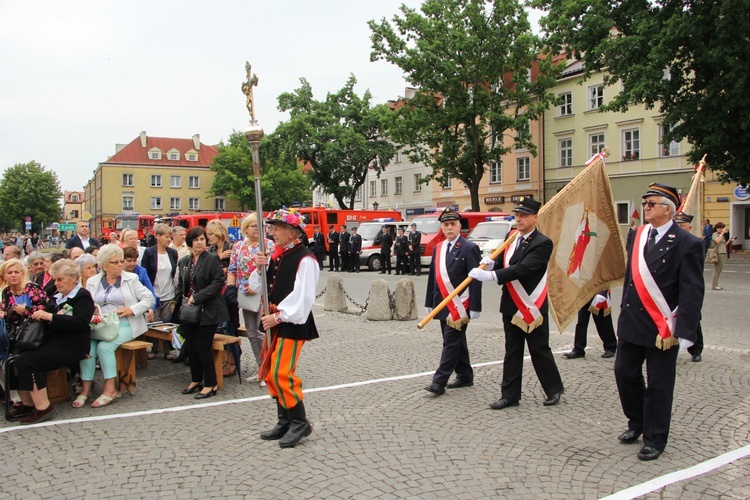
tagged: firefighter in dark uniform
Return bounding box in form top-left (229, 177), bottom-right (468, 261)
top-left (378, 226), bottom-right (393, 274)
top-left (394, 227), bottom-right (409, 275)
top-left (339, 225), bottom-right (350, 272)
top-left (408, 222), bottom-right (422, 276)
top-left (312, 226), bottom-right (326, 270)
top-left (348, 226), bottom-right (362, 273)
top-left (327, 225), bottom-right (340, 271)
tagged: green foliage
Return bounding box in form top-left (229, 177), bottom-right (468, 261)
top-left (273, 76), bottom-right (397, 209)
top-left (369, 0), bottom-right (559, 210)
top-left (533, 0), bottom-right (750, 185)
top-left (0, 161), bottom-right (62, 232)
top-left (209, 131), bottom-right (312, 211)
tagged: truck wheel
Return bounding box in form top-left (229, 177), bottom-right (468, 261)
top-left (368, 254), bottom-right (382, 271)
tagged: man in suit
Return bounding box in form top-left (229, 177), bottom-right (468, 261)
top-left (339, 225), bottom-right (350, 272)
top-left (673, 211), bottom-right (704, 363)
top-left (469, 197), bottom-right (564, 409)
top-left (65, 221), bottom-right (99, 250)
top-left (378, 226), bottom-right (393, 274)
top-left (408, 222), bottom-right (422, 276)
top-left (613, 184), bottom-right (704, 461)
top-left (424, 208), bottom-right (482, 395)
top-left (327, 225), bottom-right (340, 271)
top-left (312, 225), bottom-right (326, 270)
top-left (563, 289), bottom-right (617, 360)
top-left (348, 226), bottom-right (362, 273)
top-left (394, 227), bottom-right (409, 275)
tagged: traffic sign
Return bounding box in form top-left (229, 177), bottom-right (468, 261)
top-left (59, 223), bottom-right (77, 231)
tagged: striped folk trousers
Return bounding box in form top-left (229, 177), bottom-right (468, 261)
top-left (264, 337), bottom-right (305, 409)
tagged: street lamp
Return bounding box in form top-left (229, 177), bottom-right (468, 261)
top-left (373, 201), bottom-right (379, 211)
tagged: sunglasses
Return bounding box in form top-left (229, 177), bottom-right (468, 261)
top-left (641, 201), bottom-right (668, 208)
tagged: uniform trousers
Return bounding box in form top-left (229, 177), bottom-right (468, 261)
top-left (432, 320), bottom-right (473, 387)
top-left (329, 247), bottom-right (340, 271)
top-left (687, 323), bottom-right (704, 356)
top-left (501, 315), bottom-right (563, 401)
top-left (572, 304), bottom-right (617, 354)
top-left (264, 337), bottom-right (305, 409)
top-left (614, 339), bottom-right (679, 452)
top-left (340, 251), bottom-right (350, 272)
top-left (395, 254), bottom-right (408, 274)
top-left (409, 252), bottom-right (421, 275)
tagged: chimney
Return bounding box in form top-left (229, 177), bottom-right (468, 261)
top-left (192, 134), bottom-right (200, 150)
top-left (405, 87), bottom-right (417, 99)
top-left (140, 131), bottom-right (147, 148)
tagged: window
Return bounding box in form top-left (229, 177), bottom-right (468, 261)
top-left (188, 176), bottom-right (200, 188)
top-left (558, 92), bottom-right (572, 116)
top-left (588, 84), bottom-right (604, 110)
top-left (413, 173), bottom-right (422, 192)
top-left (559, 138), bottom-right (573, 167)
top-left (441, 177), bottom-right (453, 189)
top-left (151, 175), bottom-right (162, 188)
top-left (490, 160), bottom-right (502, 184)
top-left (187, 153), bottom-right (197, 161)
top-left (516, 157), bottom-right (530, 181)
top-left (215, 198), bottom-right (225, 211)
top-left (515, 120), bottom-right (530, 149)
top-left (70, 210), bottom-right (79, 219)
top-left (369, 180), bottom-right (377, 197)
top-left (395, 176), bottom-right (403, 195)
top-left (169, 152), bottom-right (179, 161)
top-left (623, 128), bottom-right (640, 160)
top-left (122, 195), bottom-right (134, 211)
top-left (122, 174), bottom-right (134, 187)
top-left (659, 123), bottom-right (680, 157)
top-left (71, 194), bottom-right (79, 202)
top-left (395, 151), bottom-right (403, 163)
top-left (590, 133), bottom-right (606, 156)
top-left (170, 175), bottom-right (181, 188)
top-left (189, 197), bottom-right (200, 210)
top-left (616, 202), bottom-right (629, 224)
top-left (150, 197), bottom-right (162, 210)
top-left (355, 186), bottom-right (362, 202)
top-left (381, 179), bottom-right (388, 196)
top-left (170, 197), bottom-right (181, 210)
top-left (150, 151), bottom-right (161, 160)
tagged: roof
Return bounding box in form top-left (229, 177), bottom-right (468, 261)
top-left (103, 135), bottom-right (218, 167)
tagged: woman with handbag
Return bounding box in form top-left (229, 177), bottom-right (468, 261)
top-left (710, 222), bottom-right (729, 290)
top-left (177, 227), bottom-right (228, 399)
top-left (79, 244), bottom-right (155, 408)
top-left (6, 260), bottom-right (95, 424)
top-left (227, 213), bottom-right (274, 382)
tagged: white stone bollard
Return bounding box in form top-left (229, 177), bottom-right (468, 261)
top-left (365, 279), bottom-right (392, 321)
top-left (392, 278), bottom-right (418, 320)
top-left (323, 273), bottom-right (348, 312)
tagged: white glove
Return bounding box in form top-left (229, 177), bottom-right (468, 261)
top-left (679, 338), bottom-right (694, 353)
top-left (469, 311), bottom-right (480, 320)
top-left (479, 257), bottom-right (495, 271)
top-left (424, 307), bottom-right (433, 315)
top-left (469, 268), bottom-right (496, 282)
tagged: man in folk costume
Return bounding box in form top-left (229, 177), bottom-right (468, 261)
top-left (563, 289), bottom-right (617, 359)
top-left (423, 208), bottom-right (482, 395)
top-left (469, 197), bottom-right (564, 409)
top-left (673, 211), bottom-right (704, 363)
top-left (251, 209), bottom-right (320, 448)
top-left (614, 184), bottom-right (704, 461)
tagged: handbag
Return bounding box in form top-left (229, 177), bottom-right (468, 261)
top-left (90, 303), bottom-right (120, 342)
top-left (705, 247), bottom-right (719, 264)
top-left (237, 288), bottom-right (261, 312)
top-left (13, 317), bottom-right (46, 352)
top-left (179, 297), bottom-right (202, 324)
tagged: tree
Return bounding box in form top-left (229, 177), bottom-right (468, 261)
top-left (0, 161), bottom-right (62, 232)
top-left (533, 0), bottom-right (750, 185)
top-left (273, 76), bottom-right (397, 209)
top-left (209, 131), bottom-right (312, 211)
top-left (369, 0), bottom-right (559, 210)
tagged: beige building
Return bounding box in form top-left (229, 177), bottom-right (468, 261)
top-left (703, 171), bottom-right (750, 250)
top-left (84, 131), bottom-right (240, 238)
top-left (544, 59), bottom-right (695, 236)
top-left (62, 190), bottom-right (85, 224)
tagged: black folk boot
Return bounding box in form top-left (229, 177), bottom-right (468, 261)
top-left (260, 400), bottom-right (290, 440)
top-left (279, 401), bottom-right (312, 448)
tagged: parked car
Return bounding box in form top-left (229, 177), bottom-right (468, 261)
top-left (356, 219), bottom-right (410, 271)
top-left (467, 217), bottom-right (516, 259)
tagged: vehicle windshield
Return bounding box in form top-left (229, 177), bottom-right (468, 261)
top-left (356, 224), bottom-right (383, 242)
top-left (118, 219), bottom-right (138, 230)
top-left (468, 222), bottom-right (511, 240)
top-left (412, 218), bottom-right (441, 234)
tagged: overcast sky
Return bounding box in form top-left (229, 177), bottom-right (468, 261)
top-left (1, 1), bottom-right (540, 192)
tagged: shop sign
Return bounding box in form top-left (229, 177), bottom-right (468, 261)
top-left (733, 185), bottom-right (750, 201)
top-left (510, 194), bottom-right (534, 202)
top-left (484, 196), bottom-right (505, 204)
top-left (436, 201), bottom-right (455, 208)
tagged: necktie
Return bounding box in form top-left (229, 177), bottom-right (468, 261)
top-left (447, 241), bottom-right (452, 254)
top-left (646, 228), bottom-right (658, 253)
top-left (515, 235), bottom-right (524, 252)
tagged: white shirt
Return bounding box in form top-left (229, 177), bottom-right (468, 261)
top-left (154, 252), bottom-right (175, 301)
top-left (79, 236), bottom-right (91, 250)
top-left (650, 221), bottom-right (673, 245)
top-left (248, 254), bottom-right (320, 325)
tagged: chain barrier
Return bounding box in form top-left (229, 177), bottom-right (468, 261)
top-left (389, 288), bottom-right (416, 321)
top-left (342, 288), bottom-right (369, 315)
top-left (315, 286), bottom-right (327, 300)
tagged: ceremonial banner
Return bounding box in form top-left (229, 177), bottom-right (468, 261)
top-left (536, 153), bottom-right (627, 331)
top-left (677, 156), bottom-right (706, 239)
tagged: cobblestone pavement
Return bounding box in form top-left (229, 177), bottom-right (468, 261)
top-left (1, 263), bottom-right (749, 499)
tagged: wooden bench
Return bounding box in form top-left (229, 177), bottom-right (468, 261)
top-left (46, 367), bottom-right (71, 404)
top-left (212, 334), bottom-right (242, 389)
top-left (115, 340), bottom-right (152, 396)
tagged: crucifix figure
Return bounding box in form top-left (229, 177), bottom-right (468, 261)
top-left (242, 61), bottom-right (259, 124)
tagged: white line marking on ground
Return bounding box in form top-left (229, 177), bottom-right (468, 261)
top-left (602, 444), bottom-right (750, 500)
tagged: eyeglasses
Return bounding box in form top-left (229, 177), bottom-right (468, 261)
top-left (642, 201), bottom-right (668, 208)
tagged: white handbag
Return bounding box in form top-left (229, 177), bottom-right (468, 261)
top-left (237, 288), bottom-right (261, 312)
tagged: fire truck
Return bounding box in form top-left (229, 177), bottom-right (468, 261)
top-left (294, 207), bottom-right (403, 251)
top-left (115, 214), bottom-right (155, 240)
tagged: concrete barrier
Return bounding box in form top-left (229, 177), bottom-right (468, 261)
top-left (365, 279), bottom-right (392, 321)
top-left (323, 273), bottom-right (348, 312)
top-left (393, 278), bottom-right (418, 320)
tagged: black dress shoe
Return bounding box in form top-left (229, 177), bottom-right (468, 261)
top-left (488, 398), bottom-right (519, 410)
top-left (181, 383), bottom-right (203, 395)
top-left (446, 379), bottom-right (474, 389)
top-left (424, 383), bottom-right (445, 395)
top-left (601, 350), bottom-right (616, 358)
top-left (194, 387), bottom-right (218, 399)
top-left (563, 351), bottom-right (585, 359)
top-left (637, 445), bottom-right (662, 461)
top-left (691, 354), bottom-right (702, 362)
top-left (543, 388), bottom-right (564, 406)
top-left (617, 429), bottom-right (642, 443)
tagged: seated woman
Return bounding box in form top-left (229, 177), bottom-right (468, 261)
top-left (78, 244), bottom-right (154, 408)
top-left (35, 253), bottom-right (64, 298)
top-left (75, 254), bottom-right (99, 288)
top-left (7, 260), bottom-right (95, 424)
top-left (25, 251), bottom-right (46, 282)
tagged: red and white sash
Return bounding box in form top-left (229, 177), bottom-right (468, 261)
top-left (588, 290), bottom-right (612, 316)
top-left (504, 230), bottom-right (547, 333)
top-left (630, 224), bottom-right (678, 349)
top-left (434, 239), bottom-right (470, 329)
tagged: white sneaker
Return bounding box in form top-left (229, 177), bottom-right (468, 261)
top-left (244, 375), bottom-right (259, 383)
